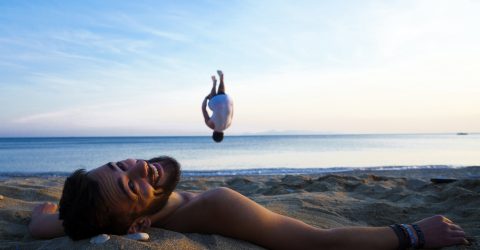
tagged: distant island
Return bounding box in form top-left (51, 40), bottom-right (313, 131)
top-left (456, 132), bottom-right (468, 135)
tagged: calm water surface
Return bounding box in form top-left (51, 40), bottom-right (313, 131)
top-left (0, 134), bottom-right (479, 175)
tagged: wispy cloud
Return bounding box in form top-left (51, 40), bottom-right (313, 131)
top-left (12, 110), bottom-right (73, 124)
top-left (103, 12), bottom-right (190, 42)
top-left (51, 29), bottom-right (153, 54)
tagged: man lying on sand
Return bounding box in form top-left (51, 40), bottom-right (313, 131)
top-left (29, 156), bottom-right (469, 249)
top-left (202, 70), bottom-right (234, 143)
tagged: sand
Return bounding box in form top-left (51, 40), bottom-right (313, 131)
top-left (0, 167), bottom-right (479, 249)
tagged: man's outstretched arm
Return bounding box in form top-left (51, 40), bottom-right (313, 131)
top-left (160, 187), bottom-right (467, 250)
top-left (29, 202), bottom-right (65, 239)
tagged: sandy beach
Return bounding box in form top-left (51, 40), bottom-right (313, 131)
top-left (1, 167), bottom-right (479, 249)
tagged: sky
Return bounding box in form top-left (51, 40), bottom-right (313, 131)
top-left (0, 0), bottom-right (479, 137)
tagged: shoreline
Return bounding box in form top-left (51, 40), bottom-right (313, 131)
top-left (0, 165), bottom-right (479, 178)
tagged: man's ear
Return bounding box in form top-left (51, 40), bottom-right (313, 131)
top-left (128, 216), bottom-right (151, 234)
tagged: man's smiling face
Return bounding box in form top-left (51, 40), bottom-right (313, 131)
top-left (88, 156), bottom-right (181, 220)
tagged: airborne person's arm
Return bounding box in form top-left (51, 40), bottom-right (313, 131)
top-left (202, 96), bottom-right (214, 129)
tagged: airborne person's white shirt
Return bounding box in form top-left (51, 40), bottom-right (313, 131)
top-left (208, 94), bottom-right (233, 132)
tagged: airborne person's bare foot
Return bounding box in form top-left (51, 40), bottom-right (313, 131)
top-left (211, 75), bottom-right (217, 87)
top-left (217, 70), bottom-right (223, 81)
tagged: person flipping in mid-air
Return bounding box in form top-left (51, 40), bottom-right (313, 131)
top-left (202, 70), bottom-right (234, 142)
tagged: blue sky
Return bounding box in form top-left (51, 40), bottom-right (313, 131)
top-left (1, 0), bottom-right (479, 136)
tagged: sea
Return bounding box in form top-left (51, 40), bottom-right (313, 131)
top-left (0, 134), bottom-right (479, 177)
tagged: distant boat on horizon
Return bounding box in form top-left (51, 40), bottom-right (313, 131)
top-left (456, 132), bottom-right (468, 135)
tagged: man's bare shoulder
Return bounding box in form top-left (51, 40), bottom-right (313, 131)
top-left (155, 188), bottom-right (237, 232)
top-left (148, 191), bottom-right (196, 226)
top-left (177, 191), bottom-right (198, 203)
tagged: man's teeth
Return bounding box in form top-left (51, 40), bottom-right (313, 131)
top-left (149, 163), bottom-right (159, 187)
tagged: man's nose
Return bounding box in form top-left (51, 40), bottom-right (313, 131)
top-left (128, 160), bottom-right (148, 178)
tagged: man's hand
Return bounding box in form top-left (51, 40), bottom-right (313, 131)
top-left (29, 202), bottom-right (65, 239)
top-left (32, 202), bottom-right (58, 218)
top-left (415, 215), bottom-right (468, 248)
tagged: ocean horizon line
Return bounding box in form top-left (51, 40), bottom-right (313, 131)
top-left (0, 132), bottom-right (478, 139)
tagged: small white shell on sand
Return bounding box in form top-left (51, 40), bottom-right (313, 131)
top-left (124, 232), bottom-right (150, 241)
top-left (90, 234), bottom-right (110, 244)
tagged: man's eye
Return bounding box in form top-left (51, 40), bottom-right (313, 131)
top-left (117, 162), bottom-right (127, 171)
top-left (128, 180), bottom-right (136, 193)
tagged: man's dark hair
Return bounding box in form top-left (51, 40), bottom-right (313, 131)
top-left (212, 131), bottom-right (224, 142)
top-left (59, 169), bottom-right (135, 240)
